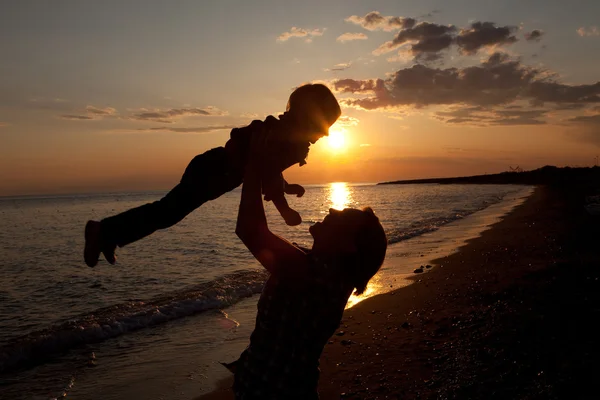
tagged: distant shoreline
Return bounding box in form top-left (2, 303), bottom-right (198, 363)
top-left (378, 165), bottom-right (600, 186)
top-left (3, 166), bottom-right (598, 198)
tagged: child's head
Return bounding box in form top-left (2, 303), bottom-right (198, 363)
top-left (286, 83), bottom-right (342, 143)
top-left (309, 207), bottom-right (387, 295)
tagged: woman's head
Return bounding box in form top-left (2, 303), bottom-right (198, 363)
top-left (310, 207), bottom-right (387, 295)
top-left (286, 83), bottom-right (342, 143)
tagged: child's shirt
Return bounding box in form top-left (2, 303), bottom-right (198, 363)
top-left (225, 115), bottom-right (310, 174)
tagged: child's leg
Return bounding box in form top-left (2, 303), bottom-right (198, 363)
top-left (85, 147), bottom-right (242, 266)
top-left (270, 192), bottom-right (302, 226)
top-left (103, 147), bottom-right (241, 246)
top-left (100, 181), bottom-right (203, 247)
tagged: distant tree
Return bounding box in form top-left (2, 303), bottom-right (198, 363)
top-left (508, 165), bottom-right (523, 173)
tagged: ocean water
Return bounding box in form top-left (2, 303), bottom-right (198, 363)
top-left (0, 183), bottom-right (529, 399)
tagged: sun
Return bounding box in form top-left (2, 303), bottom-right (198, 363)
top-left (326, 128), bottom-right (347, 152)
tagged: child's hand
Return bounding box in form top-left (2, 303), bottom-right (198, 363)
top-left (284, 183), bottom-right (305, 198)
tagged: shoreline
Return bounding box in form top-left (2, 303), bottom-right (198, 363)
top-left (315, 183), bottom-right (599, 399)
top-left (345, 186), bottom-right (532, 308)
top-left (378, 165), bottom-right (600, 186)
top-left (197, 186), bottom-right (541, 399)
top-left (199, 183), bottom-right (600, 399)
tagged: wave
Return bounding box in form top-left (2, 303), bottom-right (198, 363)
top-left (0, 269), bottom-right (268, 374)
top-left (386, 215), bottom-right (465, 244)
top-left (385, 197), bottom-right (506, 245)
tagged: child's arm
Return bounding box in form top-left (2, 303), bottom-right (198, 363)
top-left (284, 180), bottom-right (305, 198)
top-left (263, 177), bottom-right (305, 199)
top-left (235, 130), bottom-right (307, 275)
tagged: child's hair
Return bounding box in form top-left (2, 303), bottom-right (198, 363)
top-left (286, 83), bottom-right (342, 131)
top-left (351, 207), bottom-right (387, 295)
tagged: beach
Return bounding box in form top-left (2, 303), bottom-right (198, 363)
top-left (200, 182), bottom-right (600, 399)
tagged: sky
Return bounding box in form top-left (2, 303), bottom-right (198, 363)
top-left (1, 0), bottom-right (599, 196)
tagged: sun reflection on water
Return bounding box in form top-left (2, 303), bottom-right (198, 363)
top-left (326, 181), bottom-right (376, 308)
top-left (328, 182), bottom-right (352, 210)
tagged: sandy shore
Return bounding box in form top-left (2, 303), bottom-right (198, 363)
top-left (199, 183), bottom-right (600, 399)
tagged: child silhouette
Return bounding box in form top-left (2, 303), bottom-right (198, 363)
top-left (84, 84), bottom-right (341, 267)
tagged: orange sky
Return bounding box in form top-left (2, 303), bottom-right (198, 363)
top-left (1, 1), bottom-right (599, 196)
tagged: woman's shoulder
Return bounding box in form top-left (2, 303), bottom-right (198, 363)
top-left (291, 242), bottom-right (311, 253)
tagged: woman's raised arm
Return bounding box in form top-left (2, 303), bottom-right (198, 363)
top-left (235, 128), bottom-right (307, 275)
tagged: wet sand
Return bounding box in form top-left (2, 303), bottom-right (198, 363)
top-left (199, 183), bottom-right (600, 399)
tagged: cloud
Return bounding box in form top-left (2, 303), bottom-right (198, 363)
top-left (567, 106), bottom-right (600, 125)
top-left (434, 106), bottom-right (548, 126)
top-left (444, 147), bottom-right (471, 153)
top-left (335, 115), bottom-right (360, 127)
top-left (569, 114), bottom-right (600, 125)
top-left (527, 81), bottom-right (600, 105)
top-left (455, 22), bottom-right (518, 55)
top-left (29, 97), bottom-right (68, 104)
top-left (371, 20), bottom-right (519, 62)
top-left (324, 62), bottom-right (352, 72)
top-left (337, 32), bottom-right (368, 43)
top-left (34, 98), bottom-right (66, 102)
top-left (332, 52), bottom-right (600, 125)
top-left (335, 53), bottom-right (536, 109)
top-left (419, 9), bottom-right (442, 19)
top-left (86, 106), bottom-right (116, 116)
top-left (373, 22), bottom-right (457, 62)
top-left (277, 27), bottom-right (325, 42)
top-left (553, 103), bottom-right (587, 111)
top-left (385, 52), bottom-right (414, 63)
top-left (524, 30), bottom-right (544, 41)
top-left (60, 114), bottom-right (95, 120)
top-left (58, 105), bottom-right (227, 123)
top-left (26, 97), bottom-right (72, 112)
top-left (333, 78), bottom-right (386, 94)
top-left (58, 104), bottom-right (117, 120)
top-left (566, 108), bottom-right (600, 146)
top-left (577, 26), bottom-right (600, 37)
top-left (134, 125), bottom-right (238, 134)
top-left (129, 107), bottom-right (227, 123)
top-left (0, 122), bottom-right (8, 128)
top-left (345, 11), bottom-right (416, 32)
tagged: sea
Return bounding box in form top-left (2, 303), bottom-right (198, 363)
top-left (0, 183), bottom-right (532, 400)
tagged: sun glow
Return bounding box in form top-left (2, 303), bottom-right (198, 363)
top-left (346, 275), bottom-right (382, 308)
top-left (325, 128), bottom-right (347, 152)
top-left (328, 182), bottom-right (352, 210)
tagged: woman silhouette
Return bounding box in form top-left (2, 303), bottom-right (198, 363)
top-left (233, 129), bottom-right (387, 399)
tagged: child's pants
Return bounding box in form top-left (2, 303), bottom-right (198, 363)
top-left (100, 147), bottom-right (242, 247)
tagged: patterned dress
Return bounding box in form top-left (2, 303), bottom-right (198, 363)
top-left (233, 254), bottom-right (354, 400)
